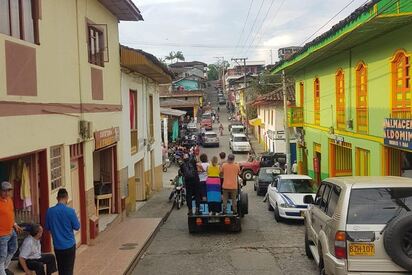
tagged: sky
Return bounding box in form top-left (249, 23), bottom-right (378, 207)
top-left (119, 0), bottom-right (369, 66)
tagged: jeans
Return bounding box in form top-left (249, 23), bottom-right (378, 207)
top-left (0, 230), bottom-right (17, 275)
top-left (55, 245), bottom-right (76, 275)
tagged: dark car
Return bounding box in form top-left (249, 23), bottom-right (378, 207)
top-left (218, 97), bottom-right (226, 105)
top-left (254, 167), bottom-right (282, 196)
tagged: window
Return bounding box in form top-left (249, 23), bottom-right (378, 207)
top-left (314, 183), bottom-right (326, 206)
top-left (347, 188), bottom-right (412, 224)
top-left (50, 146), bottom-right (64, 190)
top-left (130, 90), bottom-right (138, 154)
top-left (326, 185), bottom-right (341, 217)
top-left (391, 50), bottom-right (411, 118)
top-left (88, 25), bottom-right (105, 67)
top-left (271, 110), bottom-right (274, 125)
top-left (0, 0), bottom-right (38, 43)
top-left (356, 62), bottom-right (368, 133)
top-left (299, 81), bottom-right (304, 108)
top-left (335, 69), bottom-right (345, 130)
top-left (320, 184), bottom-right (331, 212)
top-left (314, 78), bottom-right (320, 125)
top-left (149, 95), bottom-right (154, 138)
top-left (330, 140), bottom-right (352, 177)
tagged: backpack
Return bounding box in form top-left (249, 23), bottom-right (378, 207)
top-left (181, 161), bottom-right (196, 180)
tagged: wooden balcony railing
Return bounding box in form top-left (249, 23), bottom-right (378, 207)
top-left (288, 106), bottom-right (304, 127)
top-left (392, 109), bottom-right (412, 119)
top-left (131, 129), bottom-right (138, 155)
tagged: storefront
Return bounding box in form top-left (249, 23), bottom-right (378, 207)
top-left (0, 150), bottom-right (50, 251)
top-left (383, 118), bottom-right (412, 177)
top-left (93, 127), bottom-right (120, 231)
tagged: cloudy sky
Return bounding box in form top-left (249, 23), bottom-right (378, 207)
top-left (119, 0), bottom-right (368, 65)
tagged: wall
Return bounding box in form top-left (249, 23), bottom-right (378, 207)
top-left (174, 79), bottom-right (199, 91)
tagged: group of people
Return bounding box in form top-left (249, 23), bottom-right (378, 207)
top-left (1, 181), bottom-right (80, 275)
top-left (179, 151), bottom-right (240, 215)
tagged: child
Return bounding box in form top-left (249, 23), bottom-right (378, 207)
top-left (206, 156), bottom-right (222, 214)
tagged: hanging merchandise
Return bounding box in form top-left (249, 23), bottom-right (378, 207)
top-left (9, 160), bottom-right (24, 209)
top-left (21, 162), bottom-right (32, 208)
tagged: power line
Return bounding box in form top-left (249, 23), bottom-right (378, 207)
top-left (238, 0), bottom-right (266, 53)
top-left (122, 41), bottom-right (275, 50)
top-left (244, 0), bottom-right (286, 55)
top-left (235, 0), bottom-right (255, 50)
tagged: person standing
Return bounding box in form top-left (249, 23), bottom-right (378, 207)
top-left (292, 161), bottom-right (298, 174)
top-left (218, 152), bottom-right (226, 185)
top-left (206, 156), bottom-right (221, 214)
top-left (198, 154), bottom-right (209, 202)
top-left (0, 181), bottom-right (23, 275)
top-left (221, 154), bottom-right (240, 215)
top-left (45, 188), bottom-right (80, 275)
top-left (180, 154), bottom-right (201, 215)
top-left (19, 224), bottom-right (57, 275)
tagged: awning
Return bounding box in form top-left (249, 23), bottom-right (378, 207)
top-left (160, 108), bottom-right (186, 117)
top-left (249, 118), bottom-right (263, 127)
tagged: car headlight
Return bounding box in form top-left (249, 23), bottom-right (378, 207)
top-left (280, 203), bottom-right (296, 208)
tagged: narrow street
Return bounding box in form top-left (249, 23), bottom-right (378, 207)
top-left (132, 84), bottom-right (318, 275)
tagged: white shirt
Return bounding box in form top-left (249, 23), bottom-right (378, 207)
top-left (19, 235), bottom-right (41, 259)
top-left (199, 162), bottom-right (209, 182)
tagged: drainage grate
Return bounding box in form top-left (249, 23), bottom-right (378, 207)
top-left (119, 242), bottom-right (139, 250)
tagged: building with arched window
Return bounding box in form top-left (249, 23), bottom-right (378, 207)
top-left (270, 0), bottom-right (412, 182)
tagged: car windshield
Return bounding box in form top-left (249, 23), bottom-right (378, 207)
top-left (258, 168), bottom-right (279, 181)
top-left (278, 179), bottom-right (313, 193)
top-left (206, 133), bottom-right (217, 138)
top-left (347, 188), bottom-right (412, 224)
top-left (232, 127), bottom-right (244, 134)
top-left (234, 136), bottom-right (248, 142)
top-left (202, 114), bottom-right (211, 119)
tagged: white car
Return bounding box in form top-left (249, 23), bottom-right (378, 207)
top-left (229, 133), bottom-right (251, 153)
top-left (267, 174), bottom-right (315, 222)
top-left (202, 131), bottom-right (219, 147)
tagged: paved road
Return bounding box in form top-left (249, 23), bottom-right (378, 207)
top-left (132, 84), bottom-right (318, 275)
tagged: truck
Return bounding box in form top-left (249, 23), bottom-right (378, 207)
top-left (239, 152), bottom-right (286, 181)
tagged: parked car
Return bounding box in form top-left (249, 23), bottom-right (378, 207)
top-left (229, 124), bottom-right (246, 139)
top-left (267, 175), bottom-right (315, 222)
top-left (239, 152), bottom-right (286, 181)
top-left (200, 112), bottom-right (212, 130)
top-left (218, 97), bottom-right (226, 105)
top-left (229, 133), bottom-right (251, 154)
top-left (202, 131), bottom-right (219, 147)
top-left (304, 176), bottom-right (412, 275)
top-left (254, 167), bottom-right (282, 196)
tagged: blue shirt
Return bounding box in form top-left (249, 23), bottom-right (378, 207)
top-left (45, 203), bottom-right (80, 250)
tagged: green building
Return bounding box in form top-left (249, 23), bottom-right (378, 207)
top-left (272, 0), bottom-right (412, 184)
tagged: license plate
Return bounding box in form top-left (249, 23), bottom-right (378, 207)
top-left (349, 243), bottom-right (375, 256)
top-left (208, 217), bottom-right (220, 223)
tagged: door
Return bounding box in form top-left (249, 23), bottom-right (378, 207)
top-left (70, 160), bottom-right (81, 246)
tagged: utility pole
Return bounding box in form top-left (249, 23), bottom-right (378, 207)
top-left (231, 57), bottom-right (248, 89)
top-left (282, 70), bottom-right (291, 174)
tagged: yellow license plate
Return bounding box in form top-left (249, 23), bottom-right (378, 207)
top-left (349, 243), bottom-right (375, 256)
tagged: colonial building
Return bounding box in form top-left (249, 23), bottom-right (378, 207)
top-left (0, 0), bottom-right (142, 249)
top-left (119, 46), bottom-right (173, 212)
top-left (271, 0), bottom-right (412, 183)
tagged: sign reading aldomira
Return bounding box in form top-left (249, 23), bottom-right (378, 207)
top-left (384, 118), bottom-right (412, 150)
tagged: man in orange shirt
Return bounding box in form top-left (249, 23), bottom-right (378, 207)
top-left (221, 154), bottom-right (240, 215)
top-left (0, 181), bottom-right (22, 275)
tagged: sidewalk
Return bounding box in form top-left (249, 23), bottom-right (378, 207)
top-left (249, 134), bottom-right (266, 155)
top-left (9, 168), bottom-right (176, 275)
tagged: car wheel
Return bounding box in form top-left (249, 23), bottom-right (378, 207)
top-left (242, 170), bottom-right (253, 181)
top-left (305, 229), bottom-right (313, 259)
top-left (240, 192), bottom-right (248, 215)
top-left (274, 204), bottom-right (282, 222)
top-left (267, 199), bottom-right (273, 211)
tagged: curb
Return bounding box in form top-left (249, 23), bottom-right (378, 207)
top-left (124, 200), bottom-right (175, 275)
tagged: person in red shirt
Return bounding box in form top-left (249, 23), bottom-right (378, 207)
top-left (0, 181), bottom-right (23, 275)
top-left (221, 155), bottom-right (240, 215)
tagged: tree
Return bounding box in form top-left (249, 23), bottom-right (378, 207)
top-left (174, 51), bottom-right (185, 62)
top-left (165, 51), bottom-right (176, 63)
top-left (207, 64), bottom-right (219, 81)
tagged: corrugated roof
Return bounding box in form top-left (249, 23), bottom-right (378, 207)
top-left (169, 61), bottom-right (207, 68)
top-left (250, 85), bottom-right (295, 106)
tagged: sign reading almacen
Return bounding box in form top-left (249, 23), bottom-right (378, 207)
top-left (384, 118), bottom-right (412, 150)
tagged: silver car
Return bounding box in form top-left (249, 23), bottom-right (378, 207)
top-left (202, 131), bottom-right (219, 147)
top-left (304, 176), bottom-right (412, 275)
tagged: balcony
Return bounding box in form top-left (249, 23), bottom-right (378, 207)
top-left (131, 129), bottom-right (138, 154)
top-left (288, 106), bottom-right (304, 127)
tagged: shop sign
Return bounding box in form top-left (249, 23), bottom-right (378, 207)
top-left (94, 127), bottom-right (120, 150)
top-left (275, 130), bottom-right (285, 140)
top-left (384, 118), bottom-right (412, 150)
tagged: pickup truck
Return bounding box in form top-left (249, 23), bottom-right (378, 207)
top-left (200, 113), bottom-right (212, 130)
top-left (239, 152), bottom-right (286, 181)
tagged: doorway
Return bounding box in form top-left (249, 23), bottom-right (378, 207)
top-left (313, 143), bottom-right (321, 185)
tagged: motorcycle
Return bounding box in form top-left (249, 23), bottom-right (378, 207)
top-left (169, 176), bottom-right (186, 209)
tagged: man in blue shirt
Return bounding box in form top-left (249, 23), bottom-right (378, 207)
top-left (45, 188), bottom-right (80, 275)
